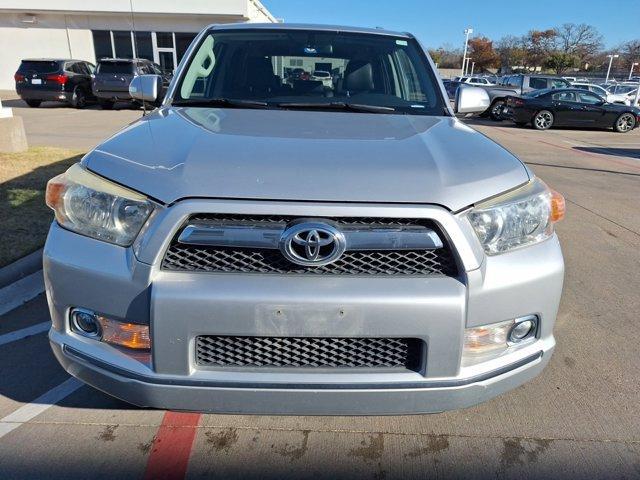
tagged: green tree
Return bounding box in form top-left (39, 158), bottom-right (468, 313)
top-left (545, 52), bottom-right (578, 74)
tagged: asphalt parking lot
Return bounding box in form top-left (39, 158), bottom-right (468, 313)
top-left (1, 97), bottom-right (639, 479)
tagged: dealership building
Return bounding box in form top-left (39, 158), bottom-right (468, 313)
top-left (0, 0), bottom-right (277, 90)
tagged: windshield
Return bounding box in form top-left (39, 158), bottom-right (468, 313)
top-left (174, 29), bottom-right (446, 115)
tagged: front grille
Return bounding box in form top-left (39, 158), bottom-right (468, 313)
top-left (195, 335), bottom-right (423, 371)
top-left (162, 215), bottom-right (458, 276)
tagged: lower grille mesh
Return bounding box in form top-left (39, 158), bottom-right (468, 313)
top-left (195, 336), bottom-right (423, 371)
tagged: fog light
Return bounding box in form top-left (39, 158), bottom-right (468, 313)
top-left (69, 308), bottom-right (150, 350)
top-left (462, 315), bottom-right (539, 366)
top-left (508, 316), bottom-right (538, 343)
top-left (70, 309), bottom-right (101, 338)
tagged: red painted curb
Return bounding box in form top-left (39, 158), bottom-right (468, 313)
top-left (143, 412), bottom-right (202, 480)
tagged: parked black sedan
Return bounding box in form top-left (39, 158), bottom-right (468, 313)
top-left (503, 88), bottom-right (640, 133)
top-left (14, 59), bottom-right (96, 108)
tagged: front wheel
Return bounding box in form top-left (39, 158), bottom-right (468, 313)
top-left (489, 100), bottom-right (505, 121)
top-left (614, 113), bottom-right (636, 133)
top-left (533, 110), bottom-right (554, 130)
top-left (25, 100), bottom-right (41, 108)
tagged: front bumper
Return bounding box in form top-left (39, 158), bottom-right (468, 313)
top-left (44, 200), bottom-right (564, 414)
top-left (51, 337), bottom-right (552, 414)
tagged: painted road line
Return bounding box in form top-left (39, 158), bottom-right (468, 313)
top-left (0, 270), bottom-right (44, 316)
top-left (144, 412), bottom-right (202, 480)
top-left (0, 377), bottom-right (82, 439)
top-left (0, 322), bottom-right (49, 347)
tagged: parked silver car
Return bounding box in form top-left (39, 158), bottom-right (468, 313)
top-left (44, 23), bottom-right (565, 415)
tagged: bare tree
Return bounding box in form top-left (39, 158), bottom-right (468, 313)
top-left (523, 29), bottom-right (557, 69)
top-left (496, 35), bottom-right (527, 71)
top-left (618, 39), bottom-right (640, 69)
top-left (554, 23), bottom-right (603, 67)
top-left (428, 44), bottom-right (462, 69)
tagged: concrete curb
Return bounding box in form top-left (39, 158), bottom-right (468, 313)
top-left (0, 249), bottom-right (43, 290)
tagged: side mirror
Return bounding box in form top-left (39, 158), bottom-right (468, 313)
top-left (129, 74), bottom-right (162, 102)
top-left (454, 84), bottom-right (491, 114)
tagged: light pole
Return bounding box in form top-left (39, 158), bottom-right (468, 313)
top-left (464, 57), bottom-right (471, 75)
top-left (470, 61), bottom-right (476, 76)
top-left (629, 62), bottom-right (638, 80)
top-left (605, 54), bottom-right (619, 83)
top-left (461, 28), bottom-right (473, 77)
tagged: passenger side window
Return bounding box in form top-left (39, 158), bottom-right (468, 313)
top-left (578, 92), bottom-right (603, 104)
top-left (529, 77), bottom-right (548, 90)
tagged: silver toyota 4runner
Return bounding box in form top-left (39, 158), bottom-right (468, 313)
top-left (44, 24), bottom-right (565, 415)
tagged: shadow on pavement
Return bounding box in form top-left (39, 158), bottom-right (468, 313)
top-left (526, 161), bottom-right (640, 177)
top-left (573, 147), bottom-right (640, 160)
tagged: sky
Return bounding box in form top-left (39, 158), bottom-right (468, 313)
top-left (260, 0), bottom-right (637, 49)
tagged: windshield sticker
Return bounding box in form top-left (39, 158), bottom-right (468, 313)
top-left (396, 40), bottom-right (408, 46)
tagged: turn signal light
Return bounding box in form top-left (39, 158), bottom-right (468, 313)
top-left (550, 190), bottom-right (565, 223)
top-left (69, 308), bottom-right (150, 350)
top-left (98, 317), bottom-right (151, 350)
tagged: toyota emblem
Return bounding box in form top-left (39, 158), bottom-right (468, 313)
top-left (280, 222), bottom-right (346, 266)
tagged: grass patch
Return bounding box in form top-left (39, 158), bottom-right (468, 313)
top-left (0, 147), bottom-right (84, 267)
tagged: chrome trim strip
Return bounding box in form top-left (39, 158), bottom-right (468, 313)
top-left (62, 345), bottom-right (542, 390)
top-left (177, 223), bottom-right (443, 251)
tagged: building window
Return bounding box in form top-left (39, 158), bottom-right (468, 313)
top-left (175, 33), bottom-right (197, 63)
top-left (290, 59), bottom-right (303, 67)
top-left (156, 32), bottom-right (174, 48)
top-left (113, 31), bottom-right (133, 58)
top-left (134, 32), bottom-right (153, 61)
top-left (92, 30), bottom-right (112, 60)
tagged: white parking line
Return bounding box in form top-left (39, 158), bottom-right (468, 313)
top-left (0, 270), bottom-right (45, 316)
top-left (0, 377), bottom-right (82, 439)
top-left (0, 322), bottom-right (50, 347)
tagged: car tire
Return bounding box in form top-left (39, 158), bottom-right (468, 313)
top-left (71, 87), bottom-right (87, 109)
top-left (100, 100), bottom-right (114, 110)
top-left (614, 112), bottom-right (636, 133)
top-left (25, 100), bottom-right (41, 108)
top-left (489, 100), bottom-right (505, 121)
top-left (533, 110), bottom-right (554, 130)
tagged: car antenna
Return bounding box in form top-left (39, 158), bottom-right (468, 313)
top-left (129, 0), bottom-right (146, 117)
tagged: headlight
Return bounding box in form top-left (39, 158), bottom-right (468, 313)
top-left (466, 178), bottom-right (564, 254)
top-left (46, 164), bottom-right (154, 246)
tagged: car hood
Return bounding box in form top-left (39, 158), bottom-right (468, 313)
top-left (84, 107), bottom-right (529, 211)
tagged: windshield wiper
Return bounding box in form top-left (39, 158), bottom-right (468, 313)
top-left (277, 101), bottom-right (395, 113)
top-left (172, 98), bottom-right (269, 108)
